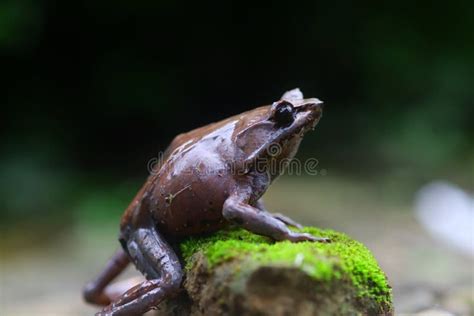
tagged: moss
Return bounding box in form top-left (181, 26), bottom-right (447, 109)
top-left (180, 226), bottom-right (392, 305)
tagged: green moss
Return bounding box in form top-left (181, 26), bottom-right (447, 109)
top-left (180, 226), bottom-right (392, 305)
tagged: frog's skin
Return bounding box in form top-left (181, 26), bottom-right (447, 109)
top-left (84, 89), bottom-right (327, 316)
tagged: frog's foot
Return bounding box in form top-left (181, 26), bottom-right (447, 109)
top-left (97, 227), bottom-right (183, 316)
top-left (286, 232), bottom-right (330, 243)
top-left (272, 213), bottom-right (303, 229)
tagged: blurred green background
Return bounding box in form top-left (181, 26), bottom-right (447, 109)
top-left (1, 1), bottom-right (473, 315)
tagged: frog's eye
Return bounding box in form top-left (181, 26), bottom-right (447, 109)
top-left (272, 101), bottom-right (295, 127)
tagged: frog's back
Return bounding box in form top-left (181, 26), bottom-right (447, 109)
top-left (162, 105), bottom-right (270, 160)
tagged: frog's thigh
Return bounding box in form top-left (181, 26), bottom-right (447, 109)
top-left (97, 227), bottom-right (183, 316)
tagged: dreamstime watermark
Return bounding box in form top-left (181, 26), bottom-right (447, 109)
top-left (147, 143), bottom-right (327, 177)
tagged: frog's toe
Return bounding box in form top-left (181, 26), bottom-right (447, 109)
top-left (286, 232), bottom-right (331, 243)
top-left (314, 236), bottom-right (331, 243)
top-left (306, 235), bottom-right (331, 243)
top-left (286, 232), bottom-right (314, 242)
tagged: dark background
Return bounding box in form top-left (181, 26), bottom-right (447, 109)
top-left (1, 1), bottom-right (473, 315)
top-left (2, 1), bottom-right (473, 223)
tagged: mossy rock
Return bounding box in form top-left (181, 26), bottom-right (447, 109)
top-left (157, 227), bottom-right (393, 316)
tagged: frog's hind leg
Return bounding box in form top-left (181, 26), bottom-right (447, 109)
top-left (97, 227), bottom-right (183, 316)
top-left (83, 248), bottom-right (130, 306)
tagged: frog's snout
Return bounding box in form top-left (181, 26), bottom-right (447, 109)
top-left (296, 98), bottom-right (323, 112)
top-left (294, 99), bottom-right (323, 131)
top-left (311, 99), bottom-right (324, 110)
top-left (304, 99), bottom-right (323, 116)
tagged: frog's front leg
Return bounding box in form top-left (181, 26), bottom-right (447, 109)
top-left (254, 199), bottom-right (303, 229)
top-left (98, 226), bottom-right (183, 316)
top-left (223, 193), bottom-right (328, 242)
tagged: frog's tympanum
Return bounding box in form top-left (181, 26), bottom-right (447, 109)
top-left (84, 89), bottom-right (327, 315)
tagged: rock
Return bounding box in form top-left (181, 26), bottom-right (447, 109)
top-left (155, 227), bottom-right (393, 315)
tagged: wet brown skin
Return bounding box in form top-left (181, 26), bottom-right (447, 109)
top-left (84, 89), bottom-right (326, 316)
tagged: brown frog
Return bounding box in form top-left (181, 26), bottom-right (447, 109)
top-left (83, 88), bottom-right (328, 315)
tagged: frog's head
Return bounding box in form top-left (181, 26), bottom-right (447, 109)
top-left (235, 88), bottom-right (323, 177)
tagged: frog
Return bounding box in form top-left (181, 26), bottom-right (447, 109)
top-left (83, 88), bottom-right (328, 316)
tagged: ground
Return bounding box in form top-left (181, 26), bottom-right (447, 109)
top-left (0, 176), bottom-right (472, 315)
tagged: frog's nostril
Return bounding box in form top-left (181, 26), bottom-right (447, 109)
top-left (300, 98), bottom-right (323, 111)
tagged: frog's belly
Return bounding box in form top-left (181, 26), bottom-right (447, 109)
top-left (152, 144), bottom-right (237, 236)
top-left (152, 179), bottom-right (232, 236)
top-left (154, 200), bottom-right (228, 236)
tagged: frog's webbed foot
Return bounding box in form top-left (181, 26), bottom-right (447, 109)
top-left (97, 227), bottom-right (183, 316)
top-left (224, 194), bottom-right (329, 243)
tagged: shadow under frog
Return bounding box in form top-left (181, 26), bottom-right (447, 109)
top-left (83, 88), bottom-right (328, 316)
